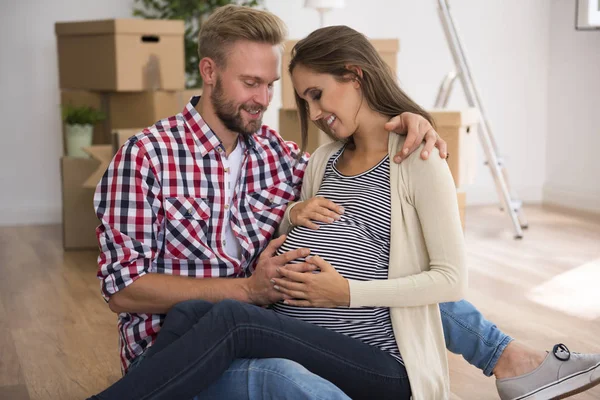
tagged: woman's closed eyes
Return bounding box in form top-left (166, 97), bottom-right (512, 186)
top-left (310, 90), bottom-right (322, 101)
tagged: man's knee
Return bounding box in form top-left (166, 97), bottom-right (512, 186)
top-left (246, 358), bottom-right (350, 400)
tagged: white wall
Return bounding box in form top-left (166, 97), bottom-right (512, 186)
top-left (543, 0), bottom-right (600, 213)
top-left (0, 0), bottom-right (555, 225)
top-left (0, 0), bottom-right (134, 226)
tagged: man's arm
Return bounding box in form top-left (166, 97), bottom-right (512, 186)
top-left (107, 234), bottom-right (311, 314)
top-left (107, 273), bottom-right (250, 314)
top-left (385, 112), bottom-right (448, 163)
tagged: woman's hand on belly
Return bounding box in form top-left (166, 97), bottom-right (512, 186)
top-left (271, 255), bottom-right (350, 308)
top-left (290, 196), bottom-right (344, 230)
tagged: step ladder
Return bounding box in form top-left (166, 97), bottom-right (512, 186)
top-left (434, 0), bottom-right (528, 239)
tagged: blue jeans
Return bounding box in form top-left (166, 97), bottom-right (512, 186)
top-left (92, 299), bottom-right (410, 400)
top-left (100, 299), bottom-right (511, 399)
top-left (129, 356), bottom-right (350, 399)
top-left (440, 299), bottom-right (513, 377)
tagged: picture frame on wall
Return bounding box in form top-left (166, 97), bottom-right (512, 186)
top-left (576, 0), bottom-right (600, 30)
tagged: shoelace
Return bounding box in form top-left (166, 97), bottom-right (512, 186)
top-left (553, 343), bottom-right (571, 361)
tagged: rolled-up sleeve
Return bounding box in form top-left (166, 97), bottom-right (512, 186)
top-left (94, 139), bottom-right (163, 301)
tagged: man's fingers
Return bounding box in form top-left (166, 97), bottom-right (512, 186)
top-left (401, 118), bottom-right (420, 155)
top-left (436, 135), bottom-right (448, 159)
top-left (421, 128), bottom-right (437, 160)
top-left (384, 115), bottom-right (403, 132)
top-left (282, 299), bottom-right (311, 307)
top-left (272, 247), bottom-right (310, 265)
top-left (262, 235), bottom-right (286, 257)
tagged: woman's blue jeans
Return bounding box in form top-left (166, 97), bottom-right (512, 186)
top-left (92, 299), bottom-right (411, 400)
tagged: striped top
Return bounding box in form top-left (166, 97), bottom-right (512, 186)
top-left (271, 147), bottom-right (402, 364)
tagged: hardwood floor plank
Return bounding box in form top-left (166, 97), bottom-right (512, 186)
top-left (0, 384), bottom-right (30, 400)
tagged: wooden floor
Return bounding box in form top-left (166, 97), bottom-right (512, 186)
top-left (0, 205), bottom-right (598, 400)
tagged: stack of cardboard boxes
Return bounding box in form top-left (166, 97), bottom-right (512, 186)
top-left (428, 108), bottom-right (479, 230)
top-left (57, 18), bottom-right (196, 250)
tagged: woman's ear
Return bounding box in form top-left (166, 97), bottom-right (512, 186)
top-left (344, 64), bottom-right (363, 88)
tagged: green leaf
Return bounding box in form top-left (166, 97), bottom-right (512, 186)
top-left (61, 104), bottom-right (106, 125)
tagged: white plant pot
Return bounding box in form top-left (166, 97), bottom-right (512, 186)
top-left (66, 124), bottom-right (93, 158)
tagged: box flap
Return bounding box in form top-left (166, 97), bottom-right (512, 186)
top-left (55, 18), bottom-right (185, 36)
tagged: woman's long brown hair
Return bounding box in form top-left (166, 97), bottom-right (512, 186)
top-left (289, 25), bottom-right (434, 153)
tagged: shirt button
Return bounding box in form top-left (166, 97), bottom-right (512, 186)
top-left (223, 240), bottom-right (227, 246)
top-left (187, 208), bottom-right (193, 215)
top-left (224, 168), bottom-right (230, 173)
top-left (224, 204), bottom-right (229, 210)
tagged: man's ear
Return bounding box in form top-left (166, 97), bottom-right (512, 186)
top-left (199, 57), bottom-right (217, 85)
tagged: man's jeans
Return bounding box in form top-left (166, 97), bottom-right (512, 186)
top-left (129, 299), bottom-right (511, 399)
top-left (195, 359), bottom-right (351, 400)
top-left (440, 299), bottom-right (513, 376)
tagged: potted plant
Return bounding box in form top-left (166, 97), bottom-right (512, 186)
top-left (133, 0), bottom-right (263, 88)
top-left (61, 104), bottom-right (106, 158)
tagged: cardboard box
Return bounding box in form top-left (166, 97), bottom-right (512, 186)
top-left (60, 89), bottom-right (199, 154)
top-left (108, 89), bottom-right (199, 129)
top-left (112, 129), bottom-right (144, 153)
top-left (278, 109), bottom-right (332, 154)
top-left (281, 39), bottom-right (400, 110)
top-left (457, 190), bottom-right (466, 231)
top-left (55, 19), bottom-right (185, 91)
top-left (429, 108), bottom-right (479, 187)
top-left (61, 157), bottom-right (101, 250)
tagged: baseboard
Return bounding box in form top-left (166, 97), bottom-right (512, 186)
top-left (543, 184), bottom-right (600, 214)
top-left (0, 205), bottom-right (62, 226)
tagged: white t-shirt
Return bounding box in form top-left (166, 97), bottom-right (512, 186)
top-left (222, 141), bottom-right (244, 260)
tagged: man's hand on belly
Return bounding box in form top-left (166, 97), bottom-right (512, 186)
top-left (246, 235), bottom-right (312, 305)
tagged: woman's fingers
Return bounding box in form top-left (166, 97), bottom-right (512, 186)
top-left (272, 282), bottom-right (307, 299)
top-left (271, 278), bottom-right (305, 292)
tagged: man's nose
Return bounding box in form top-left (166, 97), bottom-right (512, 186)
top-left (255, 85), bottom-right (270, 107)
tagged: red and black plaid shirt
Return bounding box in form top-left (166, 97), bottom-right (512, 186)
top-left (94, 97), bottom-right (308, 372)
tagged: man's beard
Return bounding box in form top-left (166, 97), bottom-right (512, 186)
top-left (211, 77), bottom-right (265, 136)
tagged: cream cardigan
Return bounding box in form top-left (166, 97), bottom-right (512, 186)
top-left (279, 133), bottom-right (468, 399)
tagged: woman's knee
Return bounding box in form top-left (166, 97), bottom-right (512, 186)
top-left (170, 299), bottom-right (214, 321)
top-left (212, 299), bottom-right (256, 324)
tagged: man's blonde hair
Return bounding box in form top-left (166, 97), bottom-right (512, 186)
top-left (198, 4), bottom-right (287, 67)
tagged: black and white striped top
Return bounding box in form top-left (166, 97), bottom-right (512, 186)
top-left (271, 147), bottom-right (402, 364)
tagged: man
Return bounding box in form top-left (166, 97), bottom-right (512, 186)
top-left (94, 4), bottom-right (599, 399)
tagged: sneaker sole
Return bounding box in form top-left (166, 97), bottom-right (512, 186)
top-left (515, 361), bottom-right (600, 400)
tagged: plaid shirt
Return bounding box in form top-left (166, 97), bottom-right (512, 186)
top-left (94, 97), bottom-right (308, 372)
